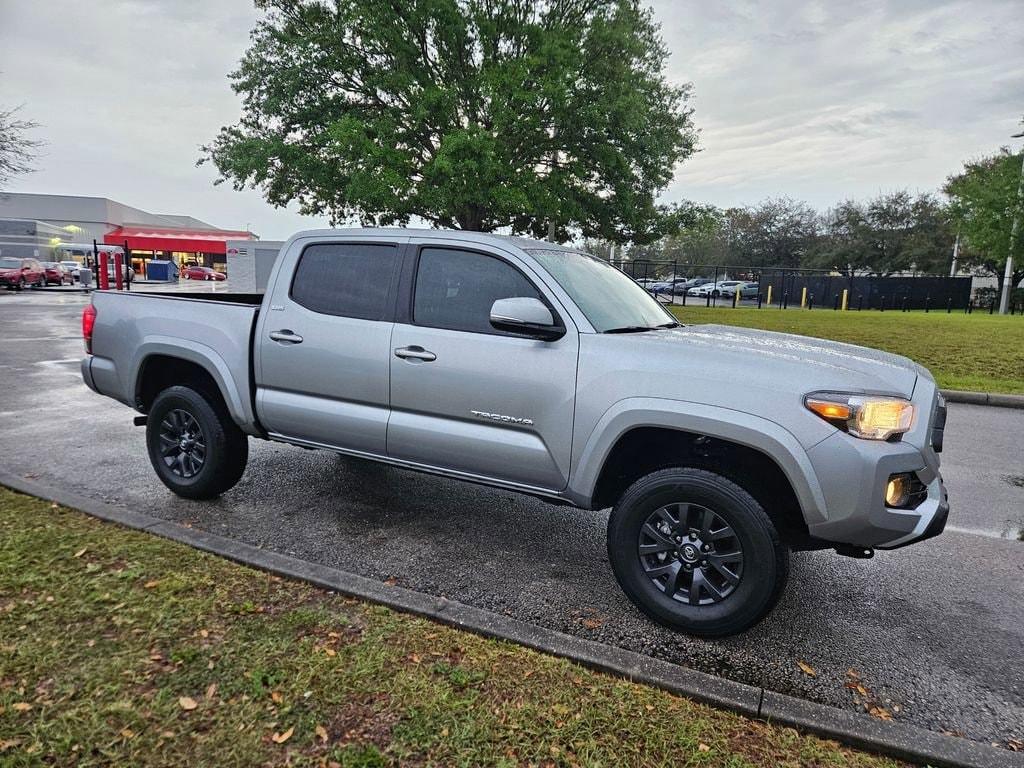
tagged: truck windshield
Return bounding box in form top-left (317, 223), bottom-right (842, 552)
top-left (527, 249), bottom-right (678, 333)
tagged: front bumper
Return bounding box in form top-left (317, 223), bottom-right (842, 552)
top-left (804, 381), bottom-right (949, 550)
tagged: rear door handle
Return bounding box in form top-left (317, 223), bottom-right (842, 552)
top-left (394, 345), bottom-right (436, 362)
top-left (269, 329), bottom-right (303, 344)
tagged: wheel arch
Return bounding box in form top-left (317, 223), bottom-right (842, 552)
top-left (132, 342), bottom-right (258, 436)
top-left (570, 399), bottom-right (828, 540)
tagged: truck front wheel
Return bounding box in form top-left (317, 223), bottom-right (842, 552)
top-left (146, 385), bottom-right (248, 499)
top-left (607, 467), bottom-right (788, 637)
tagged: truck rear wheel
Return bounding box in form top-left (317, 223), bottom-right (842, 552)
top-left (146, 385), bottom-right (248, 499)
top-left (607, 467), bottom-right (788, 637)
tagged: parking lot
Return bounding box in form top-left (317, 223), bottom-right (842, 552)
top-left (1, 288), bottom-right (1022, 750)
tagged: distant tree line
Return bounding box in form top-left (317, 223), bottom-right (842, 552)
top-left (590, 144), bottom-right (1024, 290)
top-left (592, 190), bottom-right (970, 278)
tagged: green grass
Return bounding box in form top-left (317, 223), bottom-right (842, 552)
top-left (0, 488), bottom-right (910, 768)
top-left (669, 306), bottom-right (1024, 394)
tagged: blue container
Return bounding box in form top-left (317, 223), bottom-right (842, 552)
top-left (146, 260), bottom-right (178, 282)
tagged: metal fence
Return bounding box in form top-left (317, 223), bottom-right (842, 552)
top-left (615, 260), bottom-right (1004, 312)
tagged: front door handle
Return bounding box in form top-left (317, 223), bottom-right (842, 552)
top-left (394, 345), bottom-right (436, 362)
top-left (269, 329), bottom-right (304, 344)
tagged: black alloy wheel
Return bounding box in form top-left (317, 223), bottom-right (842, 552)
top-left (157, 408), bottom-right (207, 479)
top-left (638, 502), bottom-right (744, 606)
top-left (146, 385), bottom-right (248, 499)
top-left (607, 467), bottom-right (788, 637)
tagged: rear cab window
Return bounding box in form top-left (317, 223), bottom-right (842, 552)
top-left (290, 242), bottom-right (401, 320)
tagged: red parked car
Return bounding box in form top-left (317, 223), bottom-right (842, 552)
top-left (183, 265), bottom-right (226, 281)
top-left (40, 262), bottom-right (72, 286)
top-left (0, 257), bottom-right (45, 290)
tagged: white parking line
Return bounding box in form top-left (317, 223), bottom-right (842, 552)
top-left (946, 524), bottom-right (1021, 540)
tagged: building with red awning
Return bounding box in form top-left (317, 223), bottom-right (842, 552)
top-left (0, 193), bottom-right (257, 278)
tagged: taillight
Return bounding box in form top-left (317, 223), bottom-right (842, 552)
top-left (82, 304), bottom-right (96, 354)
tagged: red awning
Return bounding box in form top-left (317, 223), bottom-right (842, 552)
top-left (103, 225), bottom-right (255, 255)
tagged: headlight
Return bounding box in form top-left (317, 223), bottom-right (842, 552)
top-left (805, 392), bottom-right (916, 440)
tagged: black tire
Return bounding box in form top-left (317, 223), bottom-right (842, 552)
top-left (16, 278), bottom-right (25, 291)
top-left (146, 385), bottom-right (248, 499)
top-left (607, 467), bottom-right (788, 637)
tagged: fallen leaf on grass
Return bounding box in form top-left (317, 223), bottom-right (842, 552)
top-left (120, 728), bottom-right (135, 739)
top-left (272, 726), bottom-right (294, 744)
top-left (178, 696), bottom-right (197, 711)
top-left (315, 725), bottom-right (328, 743)
top-left (205, 683), bottom-right (217, 700)
top-left (270, 691), bottom-right (283, 704)
top-left (796, 660), bottom-right (817, 677)
top-left (698, 743), bottom-right (711, 752)
top-left (0, 739), bottom-right (22, 752)
top-left (322, 647), bottom-right (336, 658)
top-left (408, 653), bottom-right (421, 664)
top-left (12, 702), bottom-right (32, 712)
top-left (73, 547), bottom-right (87, 558)
top-left (144, 581), bottom-right (160, 589)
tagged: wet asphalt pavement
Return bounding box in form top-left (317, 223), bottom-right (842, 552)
top-left (1, 288), bottom-right (1022, 750)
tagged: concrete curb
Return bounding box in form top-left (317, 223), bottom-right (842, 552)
top-left (941, 389), bottom-right (1024, 409)
top-left (1, 470), bottom-right (1019, 768)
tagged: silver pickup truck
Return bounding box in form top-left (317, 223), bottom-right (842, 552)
top-left (81, 229), bottom-right (949, 636)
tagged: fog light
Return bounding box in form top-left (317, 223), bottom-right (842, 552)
top-left (885, 473), bottom-right (913, 507)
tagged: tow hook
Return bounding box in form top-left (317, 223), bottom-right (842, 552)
top-left (133, 416), bottom-right (148, 427)
top-left (835, 545), bottom-right (874, 559)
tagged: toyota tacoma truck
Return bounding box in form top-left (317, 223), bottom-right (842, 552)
top-left (80, 229), bottom-right (949, 636)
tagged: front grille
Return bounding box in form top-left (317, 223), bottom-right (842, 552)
top-left (930, 394), bottom-right (947, 453)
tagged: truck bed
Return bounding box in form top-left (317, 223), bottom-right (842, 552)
top-left (82, 290), bottom-right (263, 434)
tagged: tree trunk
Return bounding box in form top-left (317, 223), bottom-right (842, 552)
top-left (456, 208), bottom-right (485, 231)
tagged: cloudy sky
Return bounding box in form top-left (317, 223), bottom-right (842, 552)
top-left (1, 0), bottom-right (1022, 239)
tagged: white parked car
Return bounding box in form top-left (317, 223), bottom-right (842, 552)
top-left (60, 261), bottom-right (82, 282)
top-left (688, 280), bottom-right (742, 298)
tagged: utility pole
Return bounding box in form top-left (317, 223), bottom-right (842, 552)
top-left (999, 128), bottom-right (1024, 314)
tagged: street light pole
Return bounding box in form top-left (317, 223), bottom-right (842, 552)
top-left (999, 129), bottom-right (1024, 314)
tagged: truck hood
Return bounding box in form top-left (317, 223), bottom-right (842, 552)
top-left (591, 323), bottom-right (923, 399)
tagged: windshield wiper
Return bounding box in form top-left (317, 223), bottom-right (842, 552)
top-left (598, 321), bottom-right (679, 333)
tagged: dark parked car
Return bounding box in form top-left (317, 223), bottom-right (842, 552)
top-left (672, 277), bottom-right (712, 295)
top-left (0, 257), bottom-right (45, 290)
top-left (40, 262), bottom-right (72, 286)
top-left (183, 265), bottom-right (226, 281)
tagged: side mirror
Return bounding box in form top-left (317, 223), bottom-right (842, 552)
top-left (490, 297), bottom-right (565, 341)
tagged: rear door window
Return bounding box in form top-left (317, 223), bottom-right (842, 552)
top-left (290, 242), bottom-right (400, 320)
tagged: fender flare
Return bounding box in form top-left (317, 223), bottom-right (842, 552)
top-left (131, 338), bottom-right (257, 435)
top-left (568, 397), bottom-right (828, 524)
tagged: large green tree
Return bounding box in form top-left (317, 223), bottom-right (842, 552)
top-left (944, 146), bottom-right (1024, 289)
top-left (203, 0), bottom-right (697, 242)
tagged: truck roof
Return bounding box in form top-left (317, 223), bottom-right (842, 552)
top-left (290, 228), bottom-right (588, 255)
